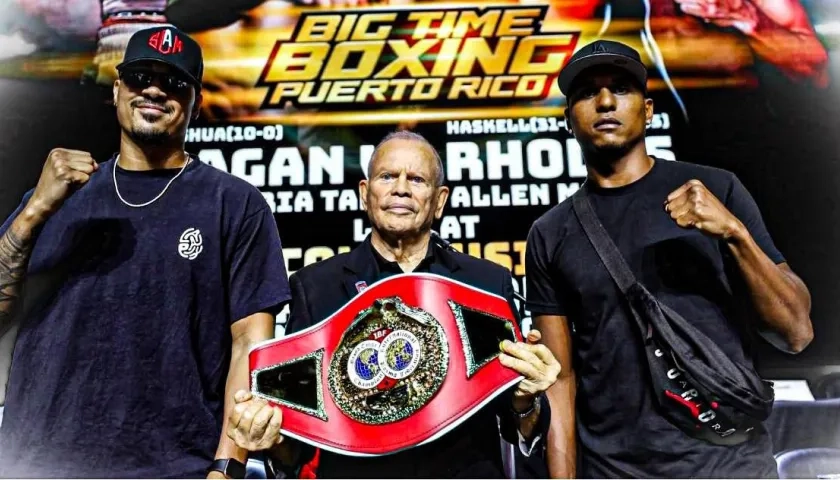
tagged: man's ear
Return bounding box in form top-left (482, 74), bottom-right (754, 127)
top-left (359, 179), bottom-right (369, 212)
top-left (192, 91), bottom-right (203, 120)
top-left (564, 108), bottom-right (574, 134)
top-left (433, 186), bottom-right (450, 220)
top-left (113, 79), bottom-right (120, 106)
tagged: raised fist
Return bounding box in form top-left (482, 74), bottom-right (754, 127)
top-left (27, 148), bottom-right (98, 221)
top-left (664, 179), bottom-right (743, 240)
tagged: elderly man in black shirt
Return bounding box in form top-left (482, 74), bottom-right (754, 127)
top-left (225, 130), bottom-right (561, 478)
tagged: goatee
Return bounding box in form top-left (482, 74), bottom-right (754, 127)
top-left (129, 127), bottom-right (169, 145)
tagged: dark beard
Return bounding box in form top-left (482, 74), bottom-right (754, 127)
top-left (128, 125), bottom-right (170, 145)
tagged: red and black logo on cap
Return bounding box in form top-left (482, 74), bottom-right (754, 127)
top-left (147, 29), bottom-right (184, 56)
top-left (117, 26), bottom-right (204, 86)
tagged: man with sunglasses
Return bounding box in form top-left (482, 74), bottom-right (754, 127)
top-left (0, 26), bottom-right (291, 478)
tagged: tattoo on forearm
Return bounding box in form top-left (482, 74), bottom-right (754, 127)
top-left (0, 229), bottom-right (32, 327)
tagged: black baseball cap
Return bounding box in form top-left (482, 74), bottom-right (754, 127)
top-left (557, 40), bottom-right (647, 96)
top-left (116, 26), bottom-right (204, 87)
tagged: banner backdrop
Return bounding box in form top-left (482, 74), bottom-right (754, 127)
top-left (0, 0), bottom-right (836, 342)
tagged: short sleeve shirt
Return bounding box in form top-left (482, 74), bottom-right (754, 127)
top-left (0, 156), bottom-right (291, 478)
top-left (525, 159), bottom-right (783, 478)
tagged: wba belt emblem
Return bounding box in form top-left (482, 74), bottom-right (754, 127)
top-left (249, 273), bottom-right (524, 456)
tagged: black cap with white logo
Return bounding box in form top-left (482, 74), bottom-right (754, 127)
top-left (557, 40), bottom-right (647, 96)
top-left (116, 25), bottom-right (204, 86)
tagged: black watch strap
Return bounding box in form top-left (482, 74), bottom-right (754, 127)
top-left (208, 458), bottom-right (247, 479)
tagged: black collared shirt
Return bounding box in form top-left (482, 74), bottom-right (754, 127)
top-left (370, 240), bottom-right (437, 279)
top-left (299, 239), bottom-right (510, 479)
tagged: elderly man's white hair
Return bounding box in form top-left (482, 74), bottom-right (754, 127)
top-left (367, 130), bottom-right (445, 187)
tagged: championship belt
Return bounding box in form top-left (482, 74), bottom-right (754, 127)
top-left (249, 273), bottom-right (524, 456)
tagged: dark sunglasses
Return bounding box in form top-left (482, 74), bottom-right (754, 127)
top-left (120, 70), bottom-right (193, 94)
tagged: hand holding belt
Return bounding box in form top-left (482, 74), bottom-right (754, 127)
top-left (248, 273), bottom-right (524, 457)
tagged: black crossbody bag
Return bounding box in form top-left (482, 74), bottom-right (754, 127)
top-left (571, 188), bottom-right (775, 446)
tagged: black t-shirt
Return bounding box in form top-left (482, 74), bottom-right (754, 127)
top-left (525, 159), bottom-right (783, 478)
top-left (0, 157), bottom-right (292, 478)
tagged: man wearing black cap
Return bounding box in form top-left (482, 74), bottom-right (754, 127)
top-left (0, 26), bottom-right (291, 478)
top-left (526, 39), bottom-right (813, 478)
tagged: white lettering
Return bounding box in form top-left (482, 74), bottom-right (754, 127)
top-left (261, 192), bottom-right (276, 212)
top-left (294, 190), bottom-right (314, 212)
top-left (231, 148), bottom-right (265, 187)
top-left (681, 389), bottom-right (699, 400)
top-left (449, 184), bottom-right (552, 208)
top-left (197, 149), bottom-right (229, 172)
top-left (566, 140), bottom-right (587, 177)
top-left (487, 140), bottom-right (524, 180)
top-left (354, 218), bottom-right (372, 241)
top-left (338, 189), bottom-right (360, 211)
top-left (471, 185), bottom-right (491, 207)
top-left (646, 136), bottom-right (676, 161)
top-left (511, 184), bottom-right (528, 206)
top-left (527, 139), bottom-right (564, 179)
top-left (439, 216), bottom-right (462, 240)
top-left (459, 215), bottom-right (479, 238)
top-left (446, 142), bottom-right (483, 181)
top-left (491, 185), bottom-right (510, 206)
top-left (360, 145), bottom-right (375, 179)
top-left (276, 191), bottom-right (294, 213)
top-left (438, 215), bottom-right (481, 240)
top-left (321, 190), bottom-right (340, 212)
top-left (309, 146), bottom-right (345, 185)
top-left (268, 149), bottom-right (305, 186)
top-left (556, 182), bottom-right (581, 202)
top-left (699, 410), bottom-right (716, 423)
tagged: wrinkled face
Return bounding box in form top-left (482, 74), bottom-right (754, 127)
top-left (567, 66), bottom-right (653, 153)
top-left (113, 61), bottom-right (201, 144)
top-left (360, 139), bottom-right (450, 239)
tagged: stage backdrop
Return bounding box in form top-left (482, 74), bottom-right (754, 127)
top-left (1, 0), bottom-right (839, 378)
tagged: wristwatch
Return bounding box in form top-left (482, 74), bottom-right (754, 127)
top-left (207, 458), bottom-right (247, 479)
top-left (512, 395), bottom-right (540, 418)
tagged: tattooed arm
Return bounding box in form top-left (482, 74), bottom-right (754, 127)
top-left (0, 215), bottom-right (38, 335)
top-left (0, 148), bottom-right (99, 333)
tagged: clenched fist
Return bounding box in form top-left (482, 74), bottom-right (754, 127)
top-left (665, 179), bottom-right (744, 240)
top-left (227, 390), bottom-right (284, 452)
top-left (27, 149), bottom-right (98, 221)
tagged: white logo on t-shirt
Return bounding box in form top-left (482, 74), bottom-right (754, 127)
top-left (178, 228), bottom-right (203, 260)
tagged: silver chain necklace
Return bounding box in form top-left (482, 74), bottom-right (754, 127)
top-left (113, 153), bottom-right (192, 208)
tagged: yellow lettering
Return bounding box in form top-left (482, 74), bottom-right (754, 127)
top-left (513, 241), bottom-right (526, 276)
top-left (322, 42), bottom-right (383, 80)
top-left (376, 39), bottom-right (437, 78)
top-left (268, 82), bottom-right (303, 104)
top-left (496, 8), bottom-right (540, 36)
top-left (448, 77), bottom-right (481, 99)
top-left (452, 37), bottom-right (516, 76)
top-left (485, 242), bottom-right (513, 271)
top-left (352, 13), bottom-right (397, 40)
top-left (509, 35), bottom-right (576, 75)
top-left (297, 15), bottom-right (341, 42)
top-left (489, 76), bottom-right (518, 98)
top-left (326, 80), bottom-right (360, 102)
top-left (452, 10), bottom-right (501, 38)
top-left (264, 43), bottom-right (329, 82)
